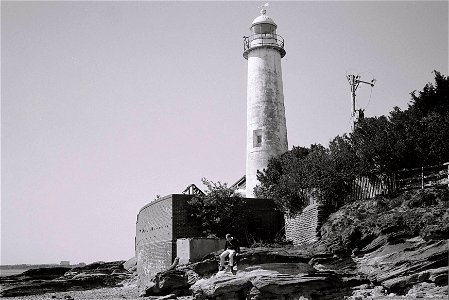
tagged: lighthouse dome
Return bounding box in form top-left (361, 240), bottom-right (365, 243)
top-left (251, 14), bottom-right (277, 27)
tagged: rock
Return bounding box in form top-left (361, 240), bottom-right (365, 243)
top-left (191, 263), bottom-right (346, 300)
top-left (0, 261), bottom-right (132, 297)
top-left (0, 267), bottom-right (71, 283)
top-left (190, 258), bottom-right (219, 276)
top-left (382, 266), bottom-right (448, 293)
top-left (353, 238), bottom-right (448, 293)
top-left (123, 256), bottom-right (137, 272)
top-left (308, 255), bottom-right (357, 275)
top-left (191, 272), bottom-right (253, 299)
top-left (428, 266), bottom-right (448, 284)
top-left (158, 293), bottom-right (177, 300)
top-left (144, 269), bottom-right (193, 296)
top-left (251, 273), bottom-right (341, 296)
top-left (237, 248), bottom-right (311, 266)
top-left (406, 282), bottom-right (448, 298)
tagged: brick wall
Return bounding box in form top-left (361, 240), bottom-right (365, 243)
top-left (172, 194), bottom-right (203, 239)
top-left (135, 195), bottom-right (174, 287)
top-left (136, 194), bottom-right (204, 287)
top-left (284, 204), bottom-right (327, 246)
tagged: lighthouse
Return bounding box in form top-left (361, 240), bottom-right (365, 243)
top-left (243, 8), bottom-right (288, 198)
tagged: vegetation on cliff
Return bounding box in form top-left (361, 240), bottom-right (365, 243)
top-left (255, 71), bottom-right (449, 214)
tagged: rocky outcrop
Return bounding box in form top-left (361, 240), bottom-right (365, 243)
top-left (0, 261), bottom-right (133, 297)
top-left (141, 248), bottom-right (362, 299)
top-left (354, 237), bottom-right (448, 293)
top-left (191, 264), bottom-right (348, 300)
top-left (140, 236), bottom-right (448, 299)
top-left (138, 189), bottom-right (448, 299)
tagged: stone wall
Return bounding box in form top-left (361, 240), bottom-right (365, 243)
top-left (284, 204), bottom-right (327, 246)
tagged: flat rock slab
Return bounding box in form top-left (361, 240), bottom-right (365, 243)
top-left (191, 263), bottom-right (342, 299)
top-left (354, 238), bottom-right (448, 293)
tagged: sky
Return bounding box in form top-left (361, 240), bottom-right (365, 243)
top-left (1, 1), bottom-right (447, 265)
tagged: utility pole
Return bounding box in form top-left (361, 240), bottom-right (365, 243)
top-left (347, 74), bottom-right (376, 130)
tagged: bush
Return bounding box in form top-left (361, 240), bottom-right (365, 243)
top-left (187, 178), bottom-right (245, 237)
top-left (407, 191), bottom-right (438, 208)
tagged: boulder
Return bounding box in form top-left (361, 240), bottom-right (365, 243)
top-left (123, 256), bottom-right (137, 272)
top-left (143, 269), bottom-right (198, 296)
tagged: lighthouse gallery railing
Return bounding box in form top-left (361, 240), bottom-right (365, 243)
top-left (243, 33), bottom-right (285, 51)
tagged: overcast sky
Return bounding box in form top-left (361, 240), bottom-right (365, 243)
top-left (2, 1), bottom-right (447, 265)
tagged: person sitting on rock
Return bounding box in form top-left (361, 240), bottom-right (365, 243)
top-left (219, 234), bottom-right (240, 271)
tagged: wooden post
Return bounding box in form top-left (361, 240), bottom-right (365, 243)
top-left (421, 165), bottom-right (424, 189)
top-left (444, 162), bottom-right (449, 188)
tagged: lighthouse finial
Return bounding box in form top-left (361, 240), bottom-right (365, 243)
top-left (260, 3), bottom-right (269, 15)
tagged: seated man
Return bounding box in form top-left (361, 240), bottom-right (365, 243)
top-left (219, 234), bottom-right (240, 271)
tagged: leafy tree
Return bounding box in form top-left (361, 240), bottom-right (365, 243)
top-left (388, 71), bottom-right (449, 169)
top-left (254, 146), bottom-right (310, 214)
top-left (255, 71), bottom-right (448, 213)
top-left (350, 116), bottom-right (399, 174)
top-left (255, 144), bottom-right (354, 214)
top-left (187, 178), bottom-right (245, 237)
top-left (349, 71), bottom-right (448, 172)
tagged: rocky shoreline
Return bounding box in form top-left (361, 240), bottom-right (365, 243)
top-left (141, 240), bottom-right (447, 300)
top-left (1, 239), bottom-right (447, 300)
top-left (2, 189), bottom-right (448, 299)
top-left (0, 261), bottom-right (135, 298)
top-left (139, 189), bottom-right (448, 300)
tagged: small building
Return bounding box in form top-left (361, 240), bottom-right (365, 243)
top-left (59, 261), bottom-right (70, 266)
top-left (135, 194), bottom-right (284, 288)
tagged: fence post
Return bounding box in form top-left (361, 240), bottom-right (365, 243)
top-left (421, 165), bottom-right (424, 190)
top-left (444, 162), bottom-right (449, 188)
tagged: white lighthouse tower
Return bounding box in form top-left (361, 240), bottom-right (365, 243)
top-left (243, 8), bottom-right (288, 198)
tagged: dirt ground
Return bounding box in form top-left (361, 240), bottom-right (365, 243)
top-left (0, 283), bottom-right (194, 300)
top-left (1, 282), bottom-right (446, 300)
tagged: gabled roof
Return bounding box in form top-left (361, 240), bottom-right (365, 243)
top-left (182, 184), bottom-right (205, 196)
top-left (231, 175), bottom-right (246, 190)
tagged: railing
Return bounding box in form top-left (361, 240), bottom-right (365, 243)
top-left (243, 33), bottom-right (285, 52)
top-left (396, 164), bottom-right (448, 191)
top-left (346, 163), bottom-right (449, 202)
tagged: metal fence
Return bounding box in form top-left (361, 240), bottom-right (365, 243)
top-left (243, 33), bottom-right (285, 51)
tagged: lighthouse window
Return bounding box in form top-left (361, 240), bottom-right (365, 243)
top-left (252, 24), bottom-right (276, 34)
top-left (253, 129), bottom-right (263, 147)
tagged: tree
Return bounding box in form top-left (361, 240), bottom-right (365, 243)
top-left (187, 178), bottom-right (245, 237)
top-left (254, 146), bottom-right (310, 214)
top-left (388, 71), bottom-right (449, 169)
top-left (350, 71), bottom-right (448, 172)
top-left (350, 116), bottom-right (399, 174)
top-left (255, 144), bottom-right (354, 214)
top-left (254, 71), bottom-right (449, 214)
